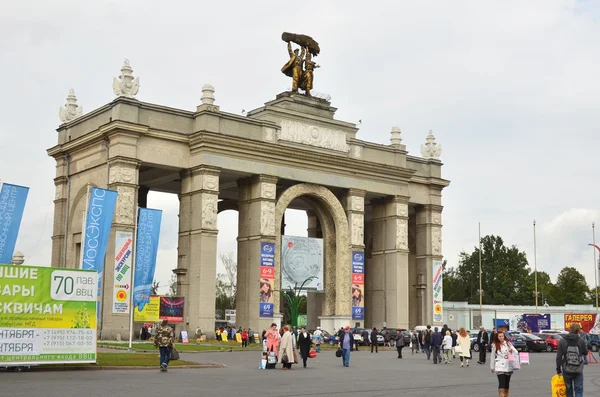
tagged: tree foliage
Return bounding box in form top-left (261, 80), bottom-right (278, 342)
top-left (443, 235), bottom-right (595, 306)
top-left (215, 252), bottom-right (237, 311)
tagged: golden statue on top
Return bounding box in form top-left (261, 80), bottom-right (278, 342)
top-left (281, 32), bottom-right (320, 97)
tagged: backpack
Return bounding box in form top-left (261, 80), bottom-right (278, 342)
top-left (425, 330), bottom-right (432, 343)
top-left (563, 342), bottom-right (584, 375)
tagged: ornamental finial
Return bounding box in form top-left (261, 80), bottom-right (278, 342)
top-left (113, 59), bottom-right (139, 98)
top-left (58, 89), bottom-right (83, 123)
top-left (420, 129), bottom-right (442, 159)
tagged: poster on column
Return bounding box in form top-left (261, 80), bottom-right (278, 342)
top-left (281, 236), bottom-right (323, 291)
top-left (0, 265), bottom-right (97, 366)
top-left (351, 251), bottom-right (364, 321)
top-left (259, 242), bottom-right (274, 318)
top-left (432, 260), bottom-right (443, 323)
top-left (112, 231), bottom-right (133, 314)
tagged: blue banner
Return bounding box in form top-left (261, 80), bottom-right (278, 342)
top-left (0, 183), bottom-right (29, 264)
top-left (260, 303), bottom-right (274, 317)
top-left (81, 187), bottom-right (117, 320)
top-left (133, 208), bottom-right (162, 311)
top-left (260, 242), bottom-right (275, 267)
top-left (352, 251), bottom-right (365, 321)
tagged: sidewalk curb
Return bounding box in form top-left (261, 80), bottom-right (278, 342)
top-left (6, 363), bottom-right (225, 372)
top-left (98, 345), bottom-right (262, 353)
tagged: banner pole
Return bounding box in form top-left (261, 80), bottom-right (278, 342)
top-left (128, 205), bottom-right (139, 350)
top-left (79, 184), bottom-right (91, 269)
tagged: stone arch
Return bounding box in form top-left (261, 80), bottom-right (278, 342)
top-left (274, 183), bottom-right (351, 317)
top-left (68, 183), bottom-right (98, 232)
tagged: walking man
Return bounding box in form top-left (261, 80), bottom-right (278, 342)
top-left (312, 326), bottom-right (323, 353)
top-left (556, 323), bottom-right (588, 397)
top-left (476, 326), bottom-right (489, 364)
top-left (423, 325), bottom-right (433, 360)
top-left (370, 328), bottom-right (379, 353)
top-left (154, 319), bottom-right (175, 372)
top-left (338, 326), bottom-right (354, 367)
top-left (430, 327), bottom-right (443, 364)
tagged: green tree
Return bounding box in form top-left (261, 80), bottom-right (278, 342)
top-left (589, 286), bottom-right (600, 306)
top-left (280, 277), bottom-right (314, 327)
top-left (442, 266), bottom-right (467, 301)
top-left (451, 235), bottom-right (532, 305)
top-left (553, 267), bottom-right (590, 305)
top-left (529, 271), bottom-right (559, 306)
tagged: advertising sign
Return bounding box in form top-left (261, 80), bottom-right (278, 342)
top-left (522, 314), bottom-right (551, 333)
top-left (133, 208), bottom-right (162, 312)
top-left (133, 295), bottom-right (160, 322)
top-left (432, 260), bottom-right (443, 323)
top-left (112, 231), bottom-right (133, 314)
top-left (281, 236), bottom-right (323, 291)
top-left (159, 297), bottom-right (184, 323)
top-left (259, 242), bottom-right (274, 318)
top-left (0, 265), bottom-right (97, 365)
top-left (351, 251), bottom-right (364, 321)
top-left (495, 319), bottom-right (510, 330)
top-left (0, 183), bottom-right (29, 264)
top-left (564, 313), bottom-right (600, 334)
top-left (80, 187), bottom-right (118, 322)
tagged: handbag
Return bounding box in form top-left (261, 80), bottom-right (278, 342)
top-left (335, 348), bottom-right (342, 358)
top-left (454, 345), bottom-right (462, 354)
top-left (309, 349), bottom-right (317, 359)
top-left (508, 350), bottom-right (520, 371)
top-left (281, 349), bottom-right (289, 364)
top-left (170, 348), bottom-right (180, 361)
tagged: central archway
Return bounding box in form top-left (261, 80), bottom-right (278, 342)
top-left (274, 183), bottom-right (351, 330)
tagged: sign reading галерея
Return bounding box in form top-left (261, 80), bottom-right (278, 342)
top-left (0, 265), bottom-right (97, 366)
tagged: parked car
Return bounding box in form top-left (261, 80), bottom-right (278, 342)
top-left (534, 332), bottom-right (562, 352)
top-left (362, 329), bottom-right (385, 346)
top-left (521, 333), bottom-right (547, 352)
top-left (470, 330), bottom-right (492, 352)
top-left (505, 332), bottom-right (527, 352)
top-left (584, 333), bottom-right (600, 352)
top-left (379, 329), bottom-right (411, 346)
top-left (539, 330), bottom-right (567, 335)
top-left (309, 329), bottom-right (337, 345)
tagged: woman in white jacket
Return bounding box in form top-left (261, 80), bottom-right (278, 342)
top-left (442, 330), bottom-right (453, 363)
top-left (490, 331), bottom-right (519, 397)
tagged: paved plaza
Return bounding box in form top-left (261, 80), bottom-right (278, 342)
top-left (3, 349), bottom-right (600, 396)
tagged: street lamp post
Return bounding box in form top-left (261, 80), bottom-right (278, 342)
top-left (533, 220), bottom-right (538, 314)
top-left (479, 222), bottom-right (483, 321)
top-left (594, 223), bottom-right (598, 313)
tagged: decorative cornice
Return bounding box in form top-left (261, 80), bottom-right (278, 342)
top-left (189, 131), bottom-right (416, 184)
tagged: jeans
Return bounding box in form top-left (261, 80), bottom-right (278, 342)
top-left (159, 346), bottom-right (172, 367)
top-left (315, 343), bottom-right (321, 353)
top-left (424, 343), bottom-right (431, 359)
top-left (432, 345), bottom-right (441, 363)
top-left (341, 348), bottom-right (351, 366)
top-left (563, 372), bottom-right (584, 397)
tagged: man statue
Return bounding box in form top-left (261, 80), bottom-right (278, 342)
top-left (281, 42), bottom-right (306, 93)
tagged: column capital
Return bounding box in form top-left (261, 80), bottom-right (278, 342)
top-left (189, 165), bottom-right (221, 177)
top-left (346, 188), bottom-right (366, 198)
top-left (251, 174), bottom-right (278, 185)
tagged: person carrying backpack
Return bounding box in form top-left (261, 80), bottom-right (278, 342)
top-left (423, 325), bottom-right (433, 360)
top-left (556, 323), bottom-right (588, 397)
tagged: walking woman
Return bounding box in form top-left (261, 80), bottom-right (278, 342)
top-left (278, 325), bottom-right (296, 370)
top-left (265, 323), bottom-right (280, 363)
top-left (490, 330), bottom-right (519, 397)
top-left (442, 330), bottom-right (453, 364)
top-left (457, 328), bottom-right (471, 367)
top-left (370, 328), bottom-right (379, 353)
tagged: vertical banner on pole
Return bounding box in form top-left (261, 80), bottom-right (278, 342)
top-left (81, 187), bottom-right (118, 321)
top-left (259, 242), bottom-right (275, 317)
top-left (433, 259), bottom-right (444, 323)
top-left (113, 231), bottom-right (133, 314)
top-left (132, 208), bottom-right (162, 312)
top-left (351, 251), bottom-right (364, 320)
top-left (0, 183), bottom-right (29, 264)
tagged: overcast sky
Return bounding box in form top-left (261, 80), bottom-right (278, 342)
top-left (2, 1), bottom-right (599, 298)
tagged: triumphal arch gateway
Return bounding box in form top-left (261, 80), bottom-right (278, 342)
top-left (48, 36), bottom-right (449, 338)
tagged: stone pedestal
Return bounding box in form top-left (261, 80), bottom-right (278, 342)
top-left (176, 166), bottom-right (220, 339)
top-left (236, 175), bottom-right (277, 333)
top-left (319, 316), bottom-right (352, 334)
top-left (307, 291), bottom-right (324, 330)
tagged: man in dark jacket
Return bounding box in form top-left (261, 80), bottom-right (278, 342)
top-left (476, 326), bottom-right (489, 364)
top-left (395, 329), bottom-right (405, 358)
top-left (297, 326), bottom-right (312, 368)
top-left (556, 323), bottom-right (588, 397)
top-left (362, 329), bottom-right (370, 348)
top-left (370, 328), bottom-right (379, 353)
top-left (430, 327), bottom-right (443, 364)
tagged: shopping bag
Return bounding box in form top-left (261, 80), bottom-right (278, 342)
top-left (170, 348), bottom-right (180, 361)
top-left (508, 351), bottom-right (520, 371)
top-left (267, 351), bottom-right (277, 364)
top-left (309, 349), bottom-right (317, 359)
top-left (551, 374), bottom-right (566, 397)
top-left (335, 348), bottom-right (342, 358)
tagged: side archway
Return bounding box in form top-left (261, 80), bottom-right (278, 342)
top-left (274, 183), bottom-right (350, 318)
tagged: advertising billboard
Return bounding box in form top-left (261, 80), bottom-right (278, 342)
top-left (0, 265), bottom-right (97, 366)
top-left (281, 236), bottom-right (323, 291)
top-left (564, 313), bottom-right (600, 334)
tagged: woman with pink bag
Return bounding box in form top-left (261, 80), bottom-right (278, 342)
top-left (490, 330), bottom-right (520, 397)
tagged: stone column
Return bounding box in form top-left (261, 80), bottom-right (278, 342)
top-left (345, 189), bottom-right (365, 326)
top-left (102, 157), bottom-right (140, 339)
top-left (306, 210), bottom-right (323, 329)
top-left (236, 175), bottom-right (277, 332)
top-left (415, 204), bottom-right (443, 326)
top-left (176, 166), bottom-right (220, 338)
top-left (51, 156), bottom-right (69, 268)
top-left (368, 196), bottom-right (410, 329)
